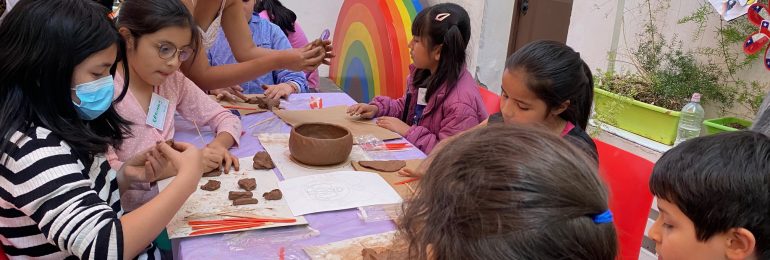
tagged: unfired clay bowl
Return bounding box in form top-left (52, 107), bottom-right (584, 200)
top-left (289, 123), bottom-right (353, 166)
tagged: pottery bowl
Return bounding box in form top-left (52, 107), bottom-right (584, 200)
top-left (289, 123), bottom-right (353, 166)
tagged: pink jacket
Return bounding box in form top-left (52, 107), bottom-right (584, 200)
top-left (259, 10), bottom-right (319, 89)
top-left (370, 65), bottom-right (488, 154)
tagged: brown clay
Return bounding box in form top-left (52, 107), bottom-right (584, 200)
top-left (358, 160), bottom-right (407, 172)
top-left (289, 123), bottom-right (353, 166)
top-left (246, 96), bottom-right (279, 111)
top-left (156, 139), bottom-right (183, 152)
top-left (362, 247), bottom-right (403, 260)
top-left (232, 198), bottom-right (259, 206)
top-left (262, 189), bottom-right (283, 200)
top-left (202, 169), bottom-right (222, 177)
top-left (238, 178), bottom-right (257, 191)
top-left (228, 191), bottom-right (253, 200)
top-left (252, 152), bottom-right (275, 169)
top-left (200, 180), bottom-right (221, 191)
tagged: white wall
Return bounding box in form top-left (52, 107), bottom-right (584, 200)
top-left (475, 0), bottom-right (514, 93)
top-left (280, 0), bottom-right (344, 77)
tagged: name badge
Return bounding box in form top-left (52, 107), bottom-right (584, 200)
top-left (417, 88), bottom-right (428, 106)
top-left (146, 92), bottom-right (169, 131)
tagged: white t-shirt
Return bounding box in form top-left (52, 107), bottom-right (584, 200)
top-left (0, 0), bottom-right (19, 25)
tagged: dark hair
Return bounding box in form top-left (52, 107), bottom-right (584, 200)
top-left (116, 0), bottom-right (200, 55)
top-left (506, 40), bottom-right (594, 130)
top-left (411, 3), bottom-right (470, 102)
top-left (398, 125), bottom-right (617, 260)
top-left (0, 0), bottom-right (130, 158)
top-left (650, 131), bottom-right (770, 258)
top-left (255, 0), bottom-right (296, 36)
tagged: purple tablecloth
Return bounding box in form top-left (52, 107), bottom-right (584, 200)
top-left (172, 93), bottom-right (425, 259)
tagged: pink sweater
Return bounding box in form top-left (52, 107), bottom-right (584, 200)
top-left (108, 71), bottom-right (241, 211)
top-left (259, 10), bottom-right (320, 89)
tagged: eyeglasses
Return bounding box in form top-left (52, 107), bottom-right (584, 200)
top-left (157, 42), bottom-right (194, 62)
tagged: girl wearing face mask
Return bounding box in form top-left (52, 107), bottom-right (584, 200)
top-left (0, 0), bottom-right (204, 259)
top-left (108, 0), bottom-right (244, 212)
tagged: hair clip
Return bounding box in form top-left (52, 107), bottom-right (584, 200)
top-left (591, 210), bottom-right (613, 224)
top-left (435, 13), bottom-right (450, 22)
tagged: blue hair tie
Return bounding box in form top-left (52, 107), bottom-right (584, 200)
top-left (592, 210), bottom-right (613, 224)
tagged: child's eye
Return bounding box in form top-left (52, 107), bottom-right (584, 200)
top-left (662, 223), bottom-right (673, 229)
top-left (517, 104), bottom-right (530, 111)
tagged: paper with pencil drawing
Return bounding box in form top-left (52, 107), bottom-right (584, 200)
top-left (279, 171), bottom-right (403, 216)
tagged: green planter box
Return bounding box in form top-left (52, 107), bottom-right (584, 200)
top-left (703, 117), bottom-right (752, 135)
top-left (594, 88), bottom-right (681, 145)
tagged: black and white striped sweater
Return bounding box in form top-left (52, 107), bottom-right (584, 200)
top-left (0, 126), bottom-right (162, 259)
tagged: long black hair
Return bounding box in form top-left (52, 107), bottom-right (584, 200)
top-left (0, 0), bottom-right (130, 158)
top-left (116, 0), bottom-right (200, 60)
top-left (506, 40), bottom-right (594, 130)
top-left (255, 0), bottom-right (297, 36)
top-left (411, 3), bottom-right (471, 102)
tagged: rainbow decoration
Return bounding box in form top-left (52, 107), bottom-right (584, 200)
top-left (330, 0), bottom-right (423, 103)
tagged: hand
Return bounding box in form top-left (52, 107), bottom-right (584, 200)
top-left (282, 40), bottom-right (335, 72)
top-left (376, 117), bottom-right (411, 136)
top-left (346, 103), bottom-right (378, 119)
top-left (122, 145), bottom-right (175, 183)
top-left (211, 86), bottom-right (248, 103)
top-left (157, 141), bottom-right (204, 177)
top-left (263, 83), bottom-right (295, 100)
top-left (202, 143), bottom-right (240, 174)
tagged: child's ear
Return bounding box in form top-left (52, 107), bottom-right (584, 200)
top-left (551, 100), bottom-right (571, 116)
top-left (432, 45), bottom-right (442, 62)
top-left (725, 228), bottom-right (756, 260)
top-left (118, 28), bottom-right (135, 49)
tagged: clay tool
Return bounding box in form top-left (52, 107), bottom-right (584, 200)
top-left (192, 120), bottom-right (205, 145)
top-left (248, 116), bottom-right (277, 129)
top-left (393, 178), bottom-right (419, 185)
top-left (223, 105), bottom-right (259, 111)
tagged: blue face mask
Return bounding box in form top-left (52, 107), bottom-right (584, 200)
top-left (72, 75), bottom-right (115, 120)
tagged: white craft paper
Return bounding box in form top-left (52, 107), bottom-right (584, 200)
top-left (156, 157), bottom-right (308, 238)
top-left (279, 171), bottom-right (403, 216)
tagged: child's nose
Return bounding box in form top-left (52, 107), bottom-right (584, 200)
top-left (648, 217), bottom-right (662, 243)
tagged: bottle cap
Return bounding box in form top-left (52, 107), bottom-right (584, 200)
top-left (691, 93), bottom-right (701, 102)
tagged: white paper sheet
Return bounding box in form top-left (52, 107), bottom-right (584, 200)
top-left (279, 171), bottom-right (403, 216)
top-left (709, 0), bottom-right (752, 21)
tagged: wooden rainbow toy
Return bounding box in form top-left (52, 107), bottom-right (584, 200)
top-left (329, 0), bottom-right (423, 103)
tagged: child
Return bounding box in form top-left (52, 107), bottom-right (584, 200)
top-left (488, 40), bottom-right (597, 159)
top-left (257, 0), bottom-right (320, 89)
top-left (347, 3), bottom-right (488, 154)
top-left (396, 125), bottom-right (617, 259)
top-left (109, 0), bottom-right (242, 211)
top-left (208, 0), bottom-right (308, 98)
top-left (648, 131), bottom-right (770, 259)
top-left (0, 0), bottom-right (203, 258)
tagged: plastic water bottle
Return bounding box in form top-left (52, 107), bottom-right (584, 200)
top-left (674, 93), bottom-right (705, 145)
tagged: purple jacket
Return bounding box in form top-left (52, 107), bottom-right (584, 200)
top-left (370, 65), bottom-right (488, 154)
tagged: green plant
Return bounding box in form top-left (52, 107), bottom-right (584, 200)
top-left (598, 0), bottom-right (767, 116)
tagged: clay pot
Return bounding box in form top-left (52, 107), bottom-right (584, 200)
top-left (289, 123), bottom-right (353, 166)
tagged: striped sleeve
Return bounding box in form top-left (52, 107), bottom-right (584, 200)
top-left (0, 130), bottom-right (123, 259)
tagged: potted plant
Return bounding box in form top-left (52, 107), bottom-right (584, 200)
top-left (593, 0), bottom-right (765, 144)
top-left (703, 117), bottom-right (752, 134)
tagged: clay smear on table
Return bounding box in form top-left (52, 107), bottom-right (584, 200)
top-left (262, 189), bottom-right (283, 200)
top-left (358, 160), bottom-right (406, 172)
top-left (246, 96), bottom-right (279, 111)
top-left (252, 151), bottom-right (275, 169)
top-left (200, 180), bottom-right (221, 191)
